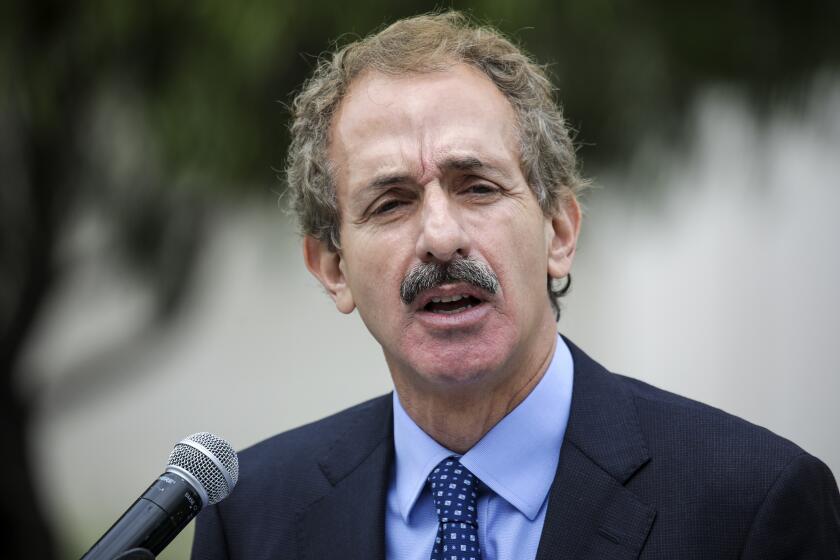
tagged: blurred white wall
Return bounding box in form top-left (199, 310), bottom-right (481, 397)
top-left (565, 78), bottom-right (840, 474)
top-left (23, 76), bottom-right (840, 558)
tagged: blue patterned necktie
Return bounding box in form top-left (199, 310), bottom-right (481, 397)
top-left (427, 457), bottom-right (482, 560)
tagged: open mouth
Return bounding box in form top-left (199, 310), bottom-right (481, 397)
top-left (422, 294), bottom-right (484, 314)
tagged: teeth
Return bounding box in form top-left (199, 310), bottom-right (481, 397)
top-left (435, 304), bottom-right (473, 314)
top-left (430, 294), bottom-right (466, 303)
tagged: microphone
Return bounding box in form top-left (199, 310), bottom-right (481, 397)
top-left (81, 432), bottom-right (239, 560)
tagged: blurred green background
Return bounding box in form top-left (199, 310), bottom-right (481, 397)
top-left (2, 1), bottom-right (839, 558)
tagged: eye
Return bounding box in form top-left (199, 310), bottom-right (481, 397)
top-left (372, 199), bottom-right (406, 215)
top-left (463, 183), bottom-right (500, 196)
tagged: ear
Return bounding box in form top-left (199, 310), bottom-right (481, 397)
top-left (303, 236), bottom-right (356, 314)
top-left (546, 194), bottom-right (582, 279)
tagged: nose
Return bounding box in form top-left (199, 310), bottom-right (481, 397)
top-left (415, 183), bottom-right (471, 262)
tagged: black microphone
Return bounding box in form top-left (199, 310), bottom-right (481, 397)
top-left (81, 432), bottom-right (239, 560)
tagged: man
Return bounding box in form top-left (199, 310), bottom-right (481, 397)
top-left (192, 11), bottom-right (839, 559)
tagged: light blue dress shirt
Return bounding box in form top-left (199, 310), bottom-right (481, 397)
top-left (386, 335), bottom-right (574, 560)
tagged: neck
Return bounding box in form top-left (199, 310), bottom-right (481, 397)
top-left (391, 329), bottom-right (557, 454)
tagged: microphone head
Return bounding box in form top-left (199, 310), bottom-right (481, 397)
top-left (166, 432), bottom-right (239, 506)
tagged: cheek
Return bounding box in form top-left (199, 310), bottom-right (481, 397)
top-left (472, 209), bottom-right (549, 297)
top-left (343, 234), bottom-right (407, 321)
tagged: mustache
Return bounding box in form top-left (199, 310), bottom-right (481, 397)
top-left (399, 257), bottom-right (500, 305)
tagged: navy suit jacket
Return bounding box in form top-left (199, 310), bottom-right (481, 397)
top-left (192, 340), bottom-right (840, 559)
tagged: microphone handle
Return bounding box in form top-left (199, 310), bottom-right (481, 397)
top-left (81, 472), bottom-right (203, 560)
top-left (113, 550), bottom-right (156, 559)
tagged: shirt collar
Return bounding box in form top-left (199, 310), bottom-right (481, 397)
top-left (392, 334), bottom-right (574, 522)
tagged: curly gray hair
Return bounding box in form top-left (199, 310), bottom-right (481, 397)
top-left (285, 11), bottom-right (587, 317)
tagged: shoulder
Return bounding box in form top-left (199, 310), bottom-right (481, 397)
top-left (191, 394), bottom-right (393, 559)
top-left (235, 393), bottom-right (392, 491)
top-left (565, 338), bottom-right (812, 481)
top-left (617, 373), bottom-right (806, 466)
top-left (622, 374), bottom-right (837, 512)
top-left (618, 374), bottom-right (840, 553)
top-left (562, 338), bottom-right (839, 554)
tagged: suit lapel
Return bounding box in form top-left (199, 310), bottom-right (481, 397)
top-left (536, 339), bottom-right (656, 560)
top-left (298, 396), bottom-right (394, 560)
top-left (295, 340), bottom-right (657, 560)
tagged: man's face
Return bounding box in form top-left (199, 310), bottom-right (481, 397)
top-left (306, 64), bottom-right (579, 393)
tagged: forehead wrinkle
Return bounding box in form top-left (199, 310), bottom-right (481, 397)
top-left (425, 147), bottom-right (517, 184)
top-left (345, 136), bottom-right (417, 188)
top-left (335, 65), bottom-right (522, 200)
top-left (415, 118), bottom-right (434, 186)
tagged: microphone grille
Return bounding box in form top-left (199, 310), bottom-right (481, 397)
top-left (167, 432), bottom-right (239, 505)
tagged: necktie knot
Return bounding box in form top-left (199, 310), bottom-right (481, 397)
top-left (428, 457), bottom-right (480, 524)
top-left (427, 457), bottom-right (482, 560)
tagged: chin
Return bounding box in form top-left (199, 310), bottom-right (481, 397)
top-left (398, 329), bottom-right (516, 388)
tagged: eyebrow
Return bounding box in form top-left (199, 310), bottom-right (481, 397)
top-left (362, 155), bottom-right (510, 193)
top-left (439, 155), bottom-right (511, 181)
top-left (350, 173), bottom-right (411, 216)
top-left (368, 173), bottom-right (411, 190)
top-left (441, 155), bottom-right (485, 171)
